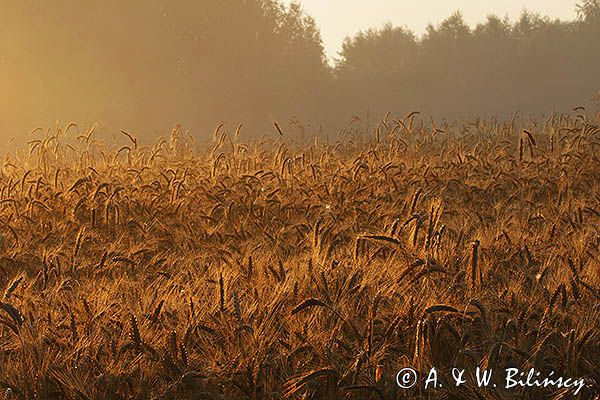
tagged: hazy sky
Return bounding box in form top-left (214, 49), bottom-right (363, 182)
top-left (283, 1), bottom-right (579, 61)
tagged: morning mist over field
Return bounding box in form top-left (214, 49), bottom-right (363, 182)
top-left (0, 2), bottom-right (599, 399)
top-left (1, 0), bottom-right (599, 144)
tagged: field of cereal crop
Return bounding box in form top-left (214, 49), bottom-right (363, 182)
top-left (0, 113), bottom-right (598, 399)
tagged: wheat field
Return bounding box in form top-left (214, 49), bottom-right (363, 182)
top-left (0, 112), bottom-right (598, 399)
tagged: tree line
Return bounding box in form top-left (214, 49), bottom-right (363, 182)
top-left (1, 0), bottom-right (599, 140)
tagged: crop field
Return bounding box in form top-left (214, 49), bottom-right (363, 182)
top-left (0, 112), bottom-right (598, 399)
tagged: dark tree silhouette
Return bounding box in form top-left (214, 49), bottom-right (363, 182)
top-left (334, 6), bottom-right (600, 120)
top-left (577, 0), bottom-right (600, 21)
top-left (1, 1), bottom-right (599, 141)
top-left (0, 0), bottom-right (327, 138)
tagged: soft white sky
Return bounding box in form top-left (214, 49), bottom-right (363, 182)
top-left (283, 1), bottom-right (578, 61)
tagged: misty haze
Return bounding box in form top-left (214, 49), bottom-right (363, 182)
top-left (1, 1), bottom-right (599, 142)
top-left (0, 2), bottom-right (598, 400)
